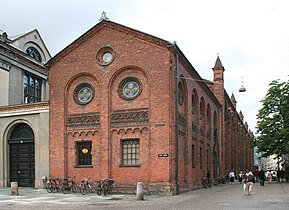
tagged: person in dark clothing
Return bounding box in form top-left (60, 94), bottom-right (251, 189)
top-left (277, 169), bottom-right (281, 182)
top-left (259, 169), bottom-right (265, 186)
top-left (207, 170), bottom-right (211, 187)
top-left (245, 171), bottom-right (255, 195)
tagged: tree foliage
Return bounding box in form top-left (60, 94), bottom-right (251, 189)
top-left (254, 79), bottom-right (289, 157)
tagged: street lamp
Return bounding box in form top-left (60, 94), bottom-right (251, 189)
top-left (239, 76), bottom-right (246, 92)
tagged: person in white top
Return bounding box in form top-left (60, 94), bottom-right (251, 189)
top-left (229, 170), bottom-right (235, 184)
top-left (267, 171), bottom-right (272, 184)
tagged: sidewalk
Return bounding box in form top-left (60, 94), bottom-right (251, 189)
top-left (0, 186), bottom-right (159, 206)
top-left (0, 181), bottom-right (289, 210)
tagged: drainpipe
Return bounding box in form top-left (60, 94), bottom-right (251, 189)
top-left (175, 43), bottom-right (179, 195)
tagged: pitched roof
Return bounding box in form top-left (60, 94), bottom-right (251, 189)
top-left (10, 29), bottom-right (51, 59)
top-left (46, 20), bottom-right (171, 67)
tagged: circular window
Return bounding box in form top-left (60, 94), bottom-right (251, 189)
top-left (103, 52), bottom-right (113, 63)
top-left (119, 77), bottom-right (142, 100)
top-left (74, 83), bottom-right (94, 105)
top-left (96, 46), bottom-right (115, 66)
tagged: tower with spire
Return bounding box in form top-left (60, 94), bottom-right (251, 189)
top-left (212, 55), bottom-right (226, 174)
top-left (212, 55), bottom-right (225, 104)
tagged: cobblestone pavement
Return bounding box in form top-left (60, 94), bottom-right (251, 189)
top-left (1, 181), bottom-right (289, 210)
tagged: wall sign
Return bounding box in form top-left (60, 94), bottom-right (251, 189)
top-left (158, 154), bottom-right (169, 157)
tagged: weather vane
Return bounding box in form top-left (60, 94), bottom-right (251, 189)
top-left (99, 11), bottom-right (109, 22)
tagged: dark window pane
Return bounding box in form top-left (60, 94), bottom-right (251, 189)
top-left (26, 46), bottom-right (42, 62)
top-left (23, 74), bottom-right (42, 104)
top-left (77, 142), bottom-right (92, 166)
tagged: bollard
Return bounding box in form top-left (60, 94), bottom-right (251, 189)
top-left (136, 182), bottom-right (144, 200)
top-left (11, 182), bottom-right (19, 195)
top-left (42, 176), bottom-right (47, 189)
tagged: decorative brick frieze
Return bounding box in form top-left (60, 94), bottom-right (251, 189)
top-left (110, 108), bottom-right (148, 127)
top-left (200, 128), bottom-right (205, 142)
top-left (111, 127), bottom-right (149, 135)
top-left (192, 123), bottom-right (198, 133)
top-left (178, 113), bottom-right (186, 130)
top-left (67, 112), bottom-right (100, 129)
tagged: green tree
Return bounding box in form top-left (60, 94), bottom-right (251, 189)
top-left (254, 79), bottom-right (289, 158)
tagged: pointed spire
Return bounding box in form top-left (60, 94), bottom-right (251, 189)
top-left (214, 54), bottom-right (223, 69)
top-left (212, 54), bottom-right (225, 81)
top-left (99, 11), bottom-right (109, 22)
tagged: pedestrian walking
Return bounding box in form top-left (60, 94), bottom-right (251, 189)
top-left (229, 170), bottom-right (235, 184)
top-left (238, 171), bottom-right (243, 184)
top-left (267, 170), bottom-right (272, 184)
top-left (207, 170), bottom-right (211, 187)
top-left (245, 171), bottom-right (255, 195)
top-left (259, 169), bottom-right (265, 186)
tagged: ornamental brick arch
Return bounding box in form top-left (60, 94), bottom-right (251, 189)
top-left (108, 66), bottom-right (152, 186)
top-left (108, 65), bottom-right (150, 112)
top-left (58, 72), bottom-right (101, 182)
top-left (64, 72), bottom-right (101, 115)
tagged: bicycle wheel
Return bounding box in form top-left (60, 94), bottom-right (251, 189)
top-left (103, 184), bottom-right (108, 196)
top-left (71, 183), bottom-right (78, 193)
top-left (51, 183), bottom-right (58, 193)
top-left (80, 183), bottom-right (87, 195)
top-left (107, 185), bottom-right (112, 194)
top-left (46, 182), bottom-right (52, 193)
top-left (96, 185), bottom-right (102, 195)
top-left (61, 183), bottom-right (69, 194)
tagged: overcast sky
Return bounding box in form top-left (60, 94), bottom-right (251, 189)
top-left (1, 0), bottom-right (289, 133)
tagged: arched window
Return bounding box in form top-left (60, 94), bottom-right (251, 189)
top-left (213, 111), bottom-right (218, 143)
top-left (26, 46), bottom-right (42, 62)
top-left (178, 81), bottom-right (185, 105)
top-left (191, 92), bottom-right (197, 114)
top-left (24, 73), bottom-right (41, 103)
top-left (206, 104), bottom-right (211, 125)
top-left (200, 98), bottom-right (205, 120)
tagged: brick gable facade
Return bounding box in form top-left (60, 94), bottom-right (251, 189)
top-left (47, 20), bottom-right (253, 195)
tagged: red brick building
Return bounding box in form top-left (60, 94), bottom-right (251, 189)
top-left (47, 19), bottom-right (253, 195)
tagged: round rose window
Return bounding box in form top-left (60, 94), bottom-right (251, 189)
top-left (74, 83), bottom-right (94, 105)
top-left (119, 77), bottom-right (142, 100)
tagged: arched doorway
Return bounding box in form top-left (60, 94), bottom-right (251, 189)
top-left (8, 123), bottom-right (35, 187)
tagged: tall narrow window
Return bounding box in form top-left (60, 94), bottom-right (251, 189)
top-left (192, 144), bottom-right (196, 168)
top-left (200, 147), bottom-right (203, 169)
top-left (200, 100), bottom-right (204, 120)
top-left (76, 141), bottom-right (92, 166)
top-left (24, 73), bottom-right (41, 103)
top-left (122, 139), bottom-right (140, 166)
top-left (207, 149), bottom-right (209, 169)
top-left (192, 93), bottom-right (196, 114)
top-left (24, 75), bottom-right (29, 103)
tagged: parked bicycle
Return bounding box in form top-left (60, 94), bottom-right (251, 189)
top-left (46, 178), bottom-right (63, 193)
top-left (79, 179), bottom-right (99, 195)
top-left (61, 177), bottom-right (78, 194)
top-left (216, 176), bottom-right (227, 185)
top-left (106, 179), bottom-right (114, 194)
